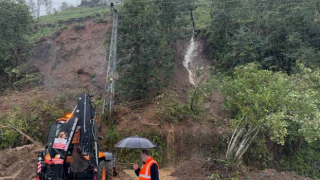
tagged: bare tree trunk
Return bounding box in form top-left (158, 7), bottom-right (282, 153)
top-left (226, 121), bottom-right (246, 158)
top-left (226, 121), bottom-right (241, 158)
top-left (234, 124), bottom-right (261, 161)
top-left (236, 129), bottom-right (260, 162)
top-left (234, 127), bottom-right (252, 160)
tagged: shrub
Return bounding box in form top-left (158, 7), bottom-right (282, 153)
top-left (155, 94), bottom-right (198, 123)
top-left (73, 23), bottom-right (85, 31)
top-left (94, 18), bottom-right (108, 24)
top-left (52, 30), bottom-right (62, 38)
top-left (5, 61), bottom-right (44, 89)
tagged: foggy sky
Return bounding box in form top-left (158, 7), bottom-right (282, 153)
top-left (33, 0), bottom-right (79, 16)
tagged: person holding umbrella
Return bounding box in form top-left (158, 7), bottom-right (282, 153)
top-left (114, 136), bottom-right (159, 180)
top-left (133, 149), bottom-right (159, 180)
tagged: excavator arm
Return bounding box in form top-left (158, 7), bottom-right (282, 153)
top-left (37, 93), bottom-right (116, 180)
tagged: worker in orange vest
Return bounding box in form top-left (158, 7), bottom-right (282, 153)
top-left (133, 149), bottom-right (159, 180)
top-left (71, 126), bottom-right (81, 144)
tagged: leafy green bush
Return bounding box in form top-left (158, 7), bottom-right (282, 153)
top-left (12, 73), bottom-right (44, 88)
top-left (280, 140), bottom-right (320, 179)
top-left (94, 18), bottom-right (108, 24)
top-left (0, 93), bottom-right (73, 149)
top-left (155, 94), bottom-right (197, 123)
top-left (4, 61), bottom-right (44, 89)
top-left (243, 137), bottom-right (274, 169)
top-left (28, 25), bottom-right (59, 44)
top-left (207, 63), bottom-right (320, 162)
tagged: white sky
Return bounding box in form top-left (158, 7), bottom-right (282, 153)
top-left (33, 0), bottom-right (79, 16)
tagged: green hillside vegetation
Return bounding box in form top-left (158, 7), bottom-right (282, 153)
top-left (117, 0), bottom-right (195, 99)
top-left (206, 0), bottom-right (320, 73)
top-left (38, 5), bottom-right (114, 24)
top-left (200, 0), bottom-right (320, 177)
top-left (206, 63), bottom-right (320, 175)
top-left (0, 0), bottom-right (37, 88)
top-left (193, 0), bottom-right (211, 29)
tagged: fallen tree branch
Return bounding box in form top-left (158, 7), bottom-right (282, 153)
top-left (190, 158), bottom-right (210, 162)
top-left (141, 122), bottom-right (160, 126)
top-left (0, 125), bottom-right (41, 145)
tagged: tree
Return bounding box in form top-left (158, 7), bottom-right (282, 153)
top-left (207, 0), bottom-right (320, 73)
top-left (27, 0), bottom-right (36, 17)
top-left (0, 0), bottom-right (33, 77)
top-left (35, 0), bottom-right (52, 20)
top-left (117, 0), bottom-right (192, 99)
top-left (208, 63), bottom-right (320, 162)
top-left (45, 0), bottom-right (52, 15)
top-left (80, 0), bottom-right (99, 6)
top-left (59, 1), bottom-right (70, 11)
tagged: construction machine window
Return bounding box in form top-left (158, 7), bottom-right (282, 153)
top-left (56, 124), bottom-right (62, 136)
top-left (46, 124), bottom-right (57, 146)
top-left (45, 123), bottom-right (66, 146)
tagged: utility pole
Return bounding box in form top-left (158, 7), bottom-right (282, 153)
top-left (102, 3), bottom-right (118, 121)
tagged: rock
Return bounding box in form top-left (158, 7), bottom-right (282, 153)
top-left (38, 37), bottom-right (47, 43)
top-left (69, 35), bottom-right (79, 40)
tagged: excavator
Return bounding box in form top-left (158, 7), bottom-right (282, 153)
top-left (36, 93), bottom-right (117, 180)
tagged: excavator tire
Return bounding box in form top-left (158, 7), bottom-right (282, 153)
top-left (106, 160), bottom-right (113, 180)
top-left (97, 160), bottom-right (106, 180)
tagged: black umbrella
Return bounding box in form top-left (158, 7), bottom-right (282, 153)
top-left (114, 135), bottom-right (157, 149)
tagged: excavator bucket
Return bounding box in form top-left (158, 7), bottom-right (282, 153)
top-left (70, 145), bottom-right (88, 172)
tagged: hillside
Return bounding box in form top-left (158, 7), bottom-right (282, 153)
top-left (2, 0), bottom-right (320, 180)
top-left (0, 7), bottom-right (225, 179)
top-left (0, 17), bottom-right (314, 180)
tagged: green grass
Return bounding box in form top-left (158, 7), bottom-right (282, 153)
top-left (28, 25), bottom-right (61, 44)
top-left (38, 5), bottom-right (122, 24)
top-left (38, 2), bottom-right (207, 28)
top-left (29, 5), bottom-right (123, 43)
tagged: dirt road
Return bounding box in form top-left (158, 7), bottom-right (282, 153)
top-left (0, 145), bottom-right (315, 180)
top-left (121, 167), bottom-right (177, 180)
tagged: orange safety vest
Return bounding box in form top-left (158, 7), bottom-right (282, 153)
top-left (139, 158), bottom-right (159, 180)
top-left (71, 131), bottom-right (80, 144)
